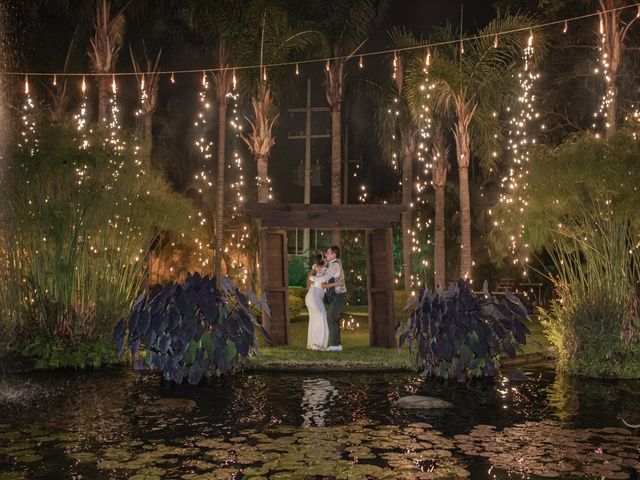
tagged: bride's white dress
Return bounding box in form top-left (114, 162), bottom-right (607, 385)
top-left (305, 269), bottom-right (329, 350)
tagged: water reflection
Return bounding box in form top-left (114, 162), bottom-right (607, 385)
top-left (301, 378), bottom-right (338, 427)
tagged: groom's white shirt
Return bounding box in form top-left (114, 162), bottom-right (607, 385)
top-left (326, 259), bottom-right (347, 294)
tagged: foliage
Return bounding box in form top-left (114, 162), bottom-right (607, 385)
top-left (288, 256), bottom-right (309, 287)
top-left (289, 295), bottom-right (305, 319)
top-left (492, 127), bottom-right (640, 260)
top-left (114, 272), bottom-right (270, 384)
top-left (539, 205), bottom-right (640, 378)
top-left (0, 123), bottom-right (195, 368)
top-left (341, 231), bottom-right (368, 304)
top-left (398, 280), bottom-right (530, 380)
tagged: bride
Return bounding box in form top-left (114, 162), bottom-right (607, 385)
top-left (305, 253), bottom-right (329, 350)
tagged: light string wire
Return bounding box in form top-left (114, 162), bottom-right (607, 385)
top-left (3, 3), bottom-right (639, 78)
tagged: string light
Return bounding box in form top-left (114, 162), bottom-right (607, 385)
top-left (563, 20), bottom-right (568, 33)
top-left (18, 75), bottom-right (38, 156)
top-left (111, 74), bottom-right (117, 94)
top-left (232, 69), bottom-right (237, 90)
top-left (392, 51), bottom-right (398, 79)
top-left (170, 72), bottom-right (175, 84)
top-left (594, 13), bottom-right (614, 132)
top-left (499, 23), bottom-right (540, 272)
top-left (359, 55), bottom-right (363, 69)
top-left (74, 76), bottom-right (90, 151)
top-left (425, 49), bottom-right (431, 67)
top-left (295, 63), bottom-right (299, 75)
top-left (494, 34), bottom-right (499, 48)
top-left (325, 59), bottom-right (330, 72)
top-left (53, 74), bottom-right (57, 86)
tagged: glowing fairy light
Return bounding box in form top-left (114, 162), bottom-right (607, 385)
top-left (232, 69), bottom-right (237, 90)
top-left (563, 20), bottom-right (568, 33)
top-left (326, 60), bottom-right (330, 72)
top-left (74, 76), bottom-right (90, 151)
top-left (425, 49), bottom-right (431, 68)
top-left (202, 70), bottom-right (207, 86)
top-left (494, 34), bottom-right (499, 48)
top-left (53, 74), bottom-right (57, 86)
top-left (262, 68), bottom-right (267, 82)
top-left (140, 75), bottom-right (145, 91)
top-left (295, 63), bottom-right (299, 75)
top-left (18, 75), bottom-right (38, 156)
top-left (460, 39), bottom-right (464, 55)
top-left (359, 55), bottom-right (364, 69)
top-left (111, 74), bottom-right (117, 94)
top-left (500, 25), bottom-right (540, 268)
top-left (392, 51), bottom-right (397, 79)
top-left (170, 72), bottom-right (175, 84)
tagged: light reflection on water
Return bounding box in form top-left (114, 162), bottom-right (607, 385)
top-left (0, 364), bottom-right (638, 479)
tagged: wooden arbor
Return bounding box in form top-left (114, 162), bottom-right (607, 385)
top-left (244, 203), bottom-right (403, 348)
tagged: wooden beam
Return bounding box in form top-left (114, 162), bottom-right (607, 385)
top-left (245, 203), bottom-right (403, 229)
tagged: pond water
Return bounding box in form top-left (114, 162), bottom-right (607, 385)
top-left (0, 363), bottom-right (638, 479)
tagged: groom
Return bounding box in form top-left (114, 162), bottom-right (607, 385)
top-left (322, 245), bottom-right (346, 352)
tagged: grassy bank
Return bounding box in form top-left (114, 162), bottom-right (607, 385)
top-left (248, 306), bottom-right (550, 372)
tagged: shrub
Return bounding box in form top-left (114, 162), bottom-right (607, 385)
top-left (394, 290), bottom-right (414, 323)
top-left (0, 123), bottom-right (194, 368)
top-left (398, 280), bottom-right (530, 380)
top-left (113, 273), bottom-right (270, 384)
top-left (289, 296), bottom-right (306, 318)
top-left (288, 256), bottom-right (309, 287)
top-left (539, 207), bottom-right (640, 378)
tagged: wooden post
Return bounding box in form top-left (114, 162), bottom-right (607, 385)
top-left (366, 228), bottom-right (397, 348)
top-left (259, 228), bottom-right (290, 345)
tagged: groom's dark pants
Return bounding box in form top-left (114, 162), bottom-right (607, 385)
top-left (327, 293), bottom-right (346, 346)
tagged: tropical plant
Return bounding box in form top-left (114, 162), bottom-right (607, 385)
top-left (398, 280), bottom-right (530, 380)
top-left (305, 0), bottom-right (383, 246)
top-left (113, 272), bottom-right (270, 384)
top-left (413, 15), bottom-right (540, 279)
top-left (0, 123), bottom-right (194, 368)
top-left (372, 27), bottom-right (426, 290)
top-left (88, 0), bottom-right (125, 122)
top-left (539, 204), bottom-right (640, 378)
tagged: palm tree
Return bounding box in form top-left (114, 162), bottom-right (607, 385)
top-left (88, 0), bottom-right (125, 123)
top-left (373, 28), bottom-right (426, 290)
top-left (308, 0), bottom-right (382, 246)
top-left (234, 1), bottom-right (316, 203)
top-left (130, 45), bottom-right (162, 165)
top-left (431, 125), bottom-right (450, 289)
top-left (425, 15), bottom-right (536, 280)
top-left (184, 0), bottom-right (241, 277)
top-left (595, 0), bottom-right (638, 136)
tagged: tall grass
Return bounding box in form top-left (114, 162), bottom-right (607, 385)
top-left (0, 124), bottom-right (194, 367)
top-left (540, 202), bottom-right (640, 378)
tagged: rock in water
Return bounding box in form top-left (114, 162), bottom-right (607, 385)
top-left (393, 396), bottom-right (453, 410)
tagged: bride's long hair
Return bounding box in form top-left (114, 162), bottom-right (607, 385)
top-left (315, 253), bottom-right (325, 268)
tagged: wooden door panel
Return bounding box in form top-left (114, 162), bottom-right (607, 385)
top-left (366, 228), bottom-right (397, 348)
top-left (260, 228), bottom-right (290, 346)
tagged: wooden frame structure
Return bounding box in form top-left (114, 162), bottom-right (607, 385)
top-left (245, 203), bottom-right (403, 348)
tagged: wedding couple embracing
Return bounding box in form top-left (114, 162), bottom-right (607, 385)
top-left (305, 245), bottom-right (346, 352)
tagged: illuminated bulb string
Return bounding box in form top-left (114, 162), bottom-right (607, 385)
top-left (593, 15), bottom-right (613, 134)
top-left (18, 77), bottom-right (38, 157)
top-left (499, 31), bottom-right (539, 275)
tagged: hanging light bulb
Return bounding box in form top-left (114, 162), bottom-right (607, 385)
top-left (82, 75), bottom-right (86, 93)
top-left (460, 39), bottom-right (464, 54)
top-left (201, 70), bottom-right (207, 86)
top-left (637, 4), bottom-right (639, 18)
top-left (140, 75), bottom-right (145, 91)
top-left (425, 49), bottom-right (431, 67)
top-left (112, 74), bottom-right (117, 94)
top-left (392, 51), bottom-right (397, 79)
top-left (493, 34), bottom-right (499, 48)
top-left (599, 16), bottom-right (604, 35)
top-left (563, 20), bottom-right (568, 33)
top-left (232, 68), bottom-right (237, 89)
top-left (325, 59), bottom-right (330, 72)
top-left (262, 68), bottom-right (267, 81)
top-left (24, 75), bottom-right (29, 94)
top-left (170, 72), bottom-right (175, 84)
top-left (295, 63), bottom-right (299, 75)
top-left (53, 74), bottom-right (57, 86)
top-left (528, 29), bottom-right (534, 47)
top-left (359, 55), bottom-right (363, 69)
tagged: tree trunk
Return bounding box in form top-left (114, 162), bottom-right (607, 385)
top-left (97, 76), bottom-right (110, 123)
top-left (434, 185), bottom-right (446, 288)
top-left (331, 105), bottom-right (342, 246)
top-left (401, 150), bottom-right (413, 291)
top-left (599, 0), bottom-right (625, 137)
top-left (257, 154), bottom-right (269, 203)
top-left (455, 118), bottom-right (472, 280)
top-left (432, 128), bottom-right (448, 289)
top-left (215, 96), bottom-right (227, 278)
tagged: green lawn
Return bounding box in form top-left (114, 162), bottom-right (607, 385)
top-left (248, 305), bottom-right (551, 371)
